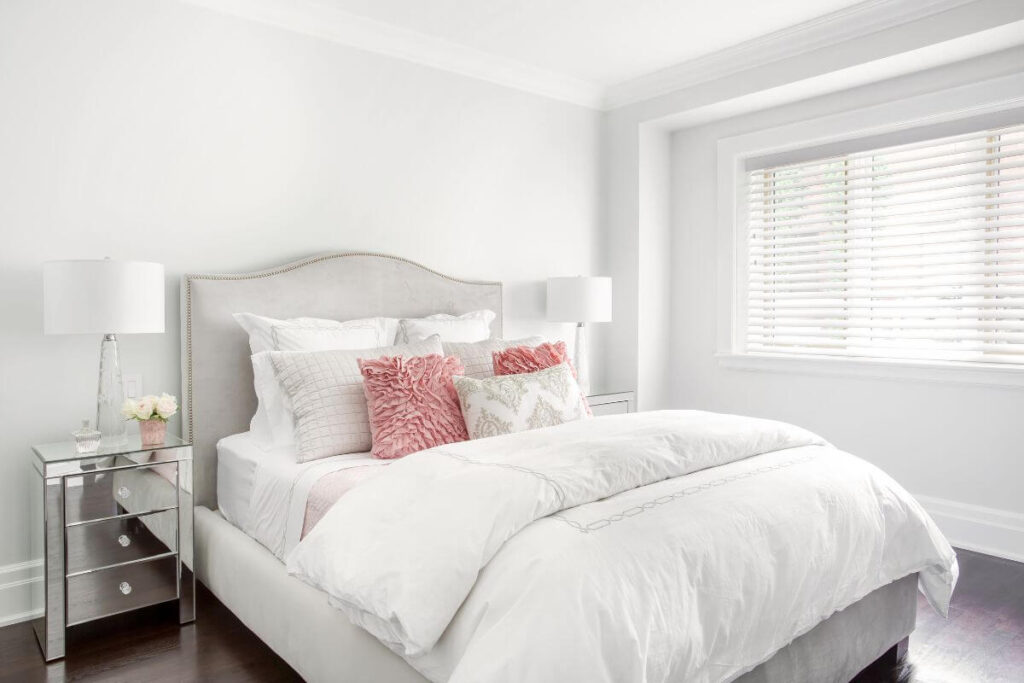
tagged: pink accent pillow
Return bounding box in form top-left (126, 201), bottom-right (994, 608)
top-left (492, 342), bottom-right (591, 414)
top-left (359, 354), bottom-right (469, 460)
top-left (493, 341), bottom-right (572, 376)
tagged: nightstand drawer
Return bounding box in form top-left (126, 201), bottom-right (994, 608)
top-left (66, 510), bottom-right (177, 575)
top-left (66, 556), bottom-right (178, 626)
top-left (590, 400), bottom-right (630, 417)
top-left (586, 392), bottom-right (635, 417)
top-left (65, 463), bottom-right (178, 524)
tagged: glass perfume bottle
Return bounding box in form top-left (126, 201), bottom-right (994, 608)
top-left (73, 419), bottom-right (101, 454)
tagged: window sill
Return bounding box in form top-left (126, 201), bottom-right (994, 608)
top-left (715, 352), bottom-right (1024, 389)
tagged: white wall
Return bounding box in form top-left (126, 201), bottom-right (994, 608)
top-left (670, 50), bottom-right (1024, 559)
top-left (598, 0), bottom-right (1024, 407)
top-left (0, 0), bottom-right (600, 623)
top-left (598, 3), bottom-right (1024, 561)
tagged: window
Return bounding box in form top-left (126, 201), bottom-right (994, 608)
top-left (744, 123), bottom-right (1024, 365)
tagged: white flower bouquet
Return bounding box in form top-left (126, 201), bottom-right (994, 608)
top-left (121, 393), bottom-right (177, 445)
top-left (122, 393), bottom-right (178, 422)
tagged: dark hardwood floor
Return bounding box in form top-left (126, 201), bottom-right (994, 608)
top-left (909, 548), bottom-right (1024, 682)
top-left (0, 585), bottom-right (301, 683)
top-left (1, 548), bottom-right (1021, 682)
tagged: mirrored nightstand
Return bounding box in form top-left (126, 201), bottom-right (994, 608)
top-left (31, 434), bottom-right (194, 661)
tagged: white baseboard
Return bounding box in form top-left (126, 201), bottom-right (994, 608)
top-left (915, 494), bottom-right (1024, 564)
top-left (0, 559), bottom-right (43, 628)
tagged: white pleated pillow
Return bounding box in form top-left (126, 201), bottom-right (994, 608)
top-left (270, 336), bottom-right (443, 462)
top-left (236, 313), bottom-right (393, 448)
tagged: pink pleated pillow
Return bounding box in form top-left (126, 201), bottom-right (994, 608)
top-left (359, 354), bottom-right (469, 460)
top-left (492, 341), bottom-right (591, 415)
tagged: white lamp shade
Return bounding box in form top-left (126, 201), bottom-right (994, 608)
top-left (546, 276), bottom-right (612, 323)
top-left (44, 260), bottom-right (165, 334)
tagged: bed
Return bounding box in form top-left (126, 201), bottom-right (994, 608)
top-left (182, 252), bottom-right (956, 683)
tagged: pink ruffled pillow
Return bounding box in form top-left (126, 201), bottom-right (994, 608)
top-left (492, 341), bottom-right (570, 376)
top-left (359, 354), bottom-right (469, 460)
top-left (492, 341), bottom-right (591, 414)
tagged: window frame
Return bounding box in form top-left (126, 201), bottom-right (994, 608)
top-left (715, 73), bottom-right (1024, 388)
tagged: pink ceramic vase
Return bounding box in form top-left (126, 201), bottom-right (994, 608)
top-left (139, 418), bottom-right (167, 446)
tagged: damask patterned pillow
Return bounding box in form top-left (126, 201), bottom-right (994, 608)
top-left (492, 341), bottom-right (591, 415)
top-left (452, 363), bottom-right (589, 440)
top-left (359, 354), bottom-right (469, 460)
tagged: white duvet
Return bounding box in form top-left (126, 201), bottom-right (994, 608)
top-left (287, 410), bottom-right (958, 683)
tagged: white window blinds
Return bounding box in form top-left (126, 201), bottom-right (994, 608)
top-left (745, 123), bottom-right (1024, 365)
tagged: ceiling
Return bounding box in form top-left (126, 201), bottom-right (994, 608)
top-left (320, 0), bottom-right (866, 87)
top-left (185, 0), bottom-right (1000, 108)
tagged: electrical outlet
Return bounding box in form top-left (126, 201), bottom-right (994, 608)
top-left (124, 374), bottom-right (142, 399)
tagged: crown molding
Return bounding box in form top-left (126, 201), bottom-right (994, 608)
top-left (180, 0), bottom-right (989, 112)
top-left (601, 0), bottom-right (981, 109)
top-left (178, 0), bottom-right (604, 109)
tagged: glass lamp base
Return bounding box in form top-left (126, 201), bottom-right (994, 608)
top-left (97, 333), bottom-right (127, 447)
top-left (574, 322), bottom-right (590, 396)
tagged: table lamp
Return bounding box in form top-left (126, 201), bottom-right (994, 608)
top-left (44, 259), bottom-right (165, 446)
top-left (546, 276), bottom-right (612, 395)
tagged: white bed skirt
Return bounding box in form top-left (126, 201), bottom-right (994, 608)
top-left (195, 505), bottom-right (917, 683)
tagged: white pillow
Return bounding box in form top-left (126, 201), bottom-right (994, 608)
top-left (271, 324), bottom-right (382, 352)
top-left (453, 363), bottom-right (589, 440)
top-left (399, 310), bottom-right (496, 344)
top-left (235, 313), bottom-right (394, 446)
top-left (233, 313), bottom-right (391, 355)
top-left (270, 336), bottom-right (443, 462)
top-left (250, 352), bottom-right (297, 448)
top-left (380, 318), bottom-right (401, 345)
top-left (442, 337), bottom-right (543, 379)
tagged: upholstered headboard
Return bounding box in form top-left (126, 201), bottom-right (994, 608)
top-left (181, 253), bottom-right (503, 508)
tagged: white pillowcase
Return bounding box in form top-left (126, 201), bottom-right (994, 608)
top-left (442, 337), bottom-right (543, 379)
top-left (399, 310), bottom-right (496, 344)
top-left (271, 324), bottom-right (382, 352)
top-left (249, 352), bottom-right (298, 448)
top-left (235, 313), bottom-right (395, 447)
top-left (233, 313), bottom-right (392, 355)
top-left (453, 363), bottom-right (589, 440)
top-left (237, 310), bottom-right (493, 449)
top-left (270, 336), bottom-right (443, 462)
top-left (379, 318), bottom-right (401, 346)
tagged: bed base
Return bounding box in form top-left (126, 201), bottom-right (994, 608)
top-left (879, 637), bottom-right (911, 667)
top-left (195, 506), bottom-right (918, 683)
top-left (733, 576), bottom-right (916, 682)
top-left (852, 637), bottom-right (911, 682)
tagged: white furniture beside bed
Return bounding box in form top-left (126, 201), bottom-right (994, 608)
top-left (182, 253), bottom-right (952, 683)
top-left (587, 391), bottom-right (635, 416)
top-left (31, 434), bottom-right (194, 661)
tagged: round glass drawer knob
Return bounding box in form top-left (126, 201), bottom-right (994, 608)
top-left (118, 534), bottom-right (131, 548)
top-left (119, 581), bottom-right (132, 595)
top-left (117, 486), bottom-right (130, 499)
